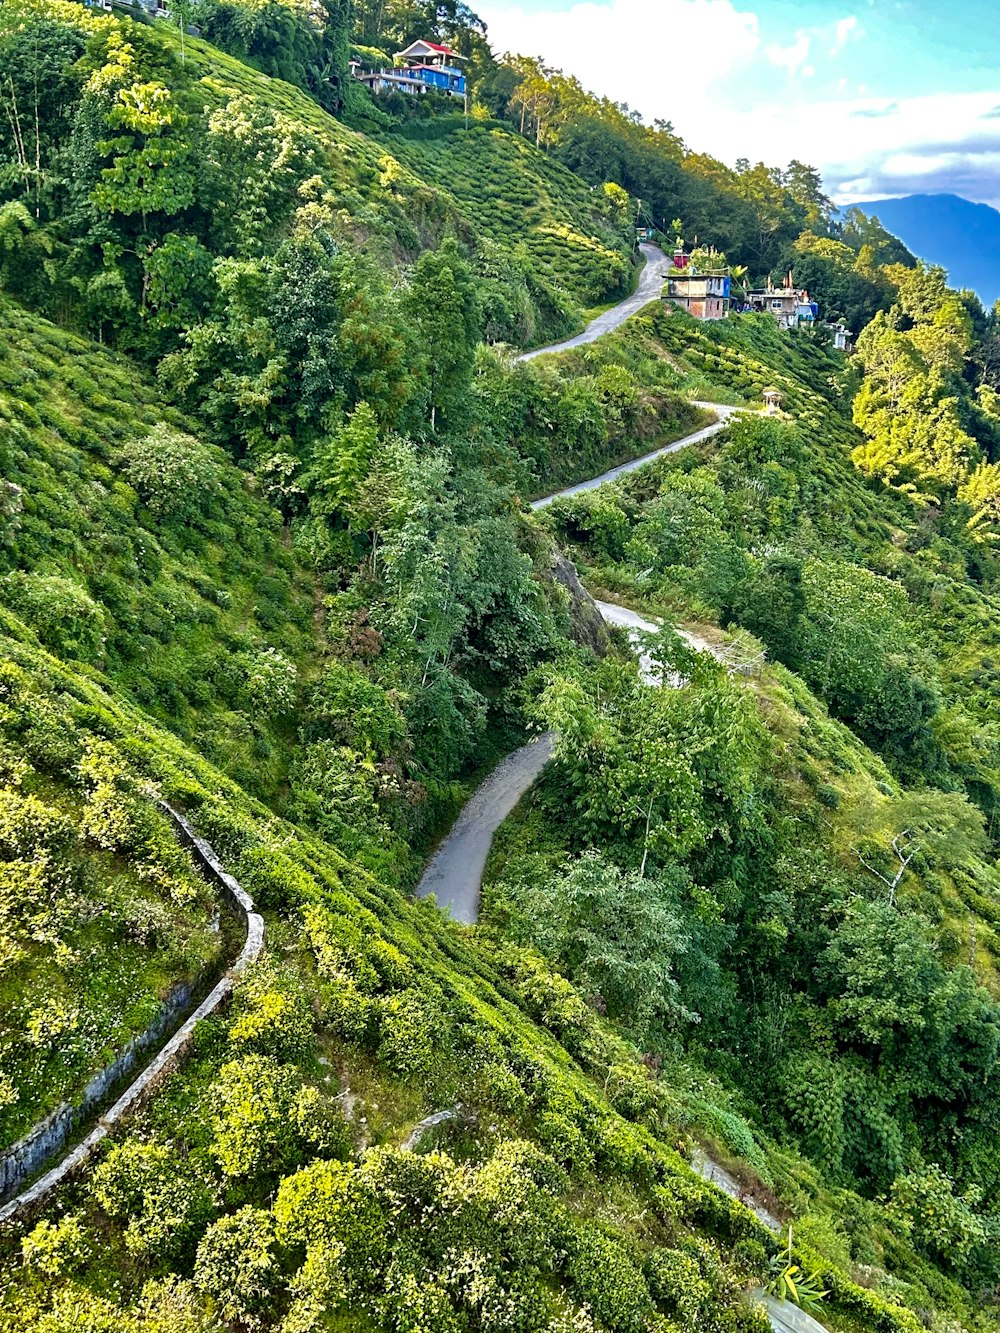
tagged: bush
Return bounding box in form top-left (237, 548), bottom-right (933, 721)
top-left (92, 1139), bottom-right (215, 1259)
top-left (21, 1215), bottom-right (87, 1277)
top-left (116, 425), bottom-right (226, 525)
top-left (228, 962), bottom-right (315, 1061)
top-left (209, 1054), bottom-right (302, 1179)
top-left (1, 572), bottom-right (106, 663)
top-left (194, 1206), bottom-right (279, 1326)
top-left (565, 1222), bottom-right (653, 1332)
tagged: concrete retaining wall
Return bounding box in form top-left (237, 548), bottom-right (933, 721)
top-left (0, 802), bottom-right (264, 1228)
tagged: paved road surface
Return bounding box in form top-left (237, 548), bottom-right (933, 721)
top-left (759, 1296), bottom-right (830, 1333)
top-left (415, 733), bottom-right (556, 924)
top-left (594, 598), bottom-right (715, 684)
top-left (415, 603), bottom-right (722, 924)
top-left (517, 242), bottom-right (670, 363)
top-left (531, 402), bottom-right (738, 511)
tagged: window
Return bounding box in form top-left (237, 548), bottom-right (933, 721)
top-left (771, 299), bottom-right (783, 310)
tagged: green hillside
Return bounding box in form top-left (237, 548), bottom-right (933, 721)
top-left (382, 120), bottom-right (633, 314)
top-left (1, 1), bottom-right (1000, 1331)
top-left (0, 296), bottom-right (318, 797)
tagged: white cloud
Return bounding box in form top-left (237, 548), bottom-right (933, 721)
top-left (830, 15), bottom-right (859, 56)
top-left (765, 30), bottom-right (812, 76)
top-left (478, 0), bottom-right (761, 119)
top-left (477, 0), bottom-right (1000, 208)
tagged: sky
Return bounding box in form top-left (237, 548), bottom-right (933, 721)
top-left (474, 0), bottom-right (1000, 209)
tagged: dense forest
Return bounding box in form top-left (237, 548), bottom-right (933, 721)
top-left (2, 0), bottom-right (1000, 1330)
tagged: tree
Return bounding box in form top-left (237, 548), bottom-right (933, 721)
top-left (406, 235), bottom-right (480, 431)
top-left (508, 850), bottom-right (693, 1036)
top-left (781, 159), bottom-right (833, 232)
top-left (86, 49), bottom-right (196, 229)
top-left (116, 424), bottom-right (226, 523)
top-left (0, 16), bottom-right (86, 218)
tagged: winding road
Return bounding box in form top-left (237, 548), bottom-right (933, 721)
top-left (414, 602), bottom-right (716, 923)
top-left (530, 402), bottom-right (739, 511)
top-left (417, 256), bottom-right (745, 924)
top-left (418, 271), bottom-right (830, 1332)
top-left (517, 242), bottom-right (670, 363)
top-left (416, 734), bottom-right (556, 924)
top-left (513, 241), bottom-right (741, 508)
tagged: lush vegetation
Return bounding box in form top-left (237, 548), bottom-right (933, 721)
top-left (508, 299), bottom-right (1000, 1329)
top-left (1, 1), bottom-right (1000, 1331)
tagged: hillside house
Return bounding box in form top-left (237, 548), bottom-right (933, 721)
top-left (744, 276), bottom-right (817, 330)
top-left (353, 39), bottom-right (467, 98)
top-left (664, 248), bottom-right (731, 321)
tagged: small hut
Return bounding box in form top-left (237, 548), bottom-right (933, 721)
top-left (763, 387), bottom-right (783, 416)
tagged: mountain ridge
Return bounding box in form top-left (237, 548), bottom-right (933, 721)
top-left (848, 192), bottom-right (1000, 302)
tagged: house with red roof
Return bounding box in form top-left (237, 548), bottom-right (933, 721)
top-left (352, 39), bottom-right (467, 99)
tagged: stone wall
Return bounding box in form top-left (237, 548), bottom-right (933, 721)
top-left (0, 803), bottom-right (264, 1228)
top-left (0, 977), bottom-right (197, 1200)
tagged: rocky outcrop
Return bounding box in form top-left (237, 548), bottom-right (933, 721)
top-left (550, 552), bottom-right (610, 655)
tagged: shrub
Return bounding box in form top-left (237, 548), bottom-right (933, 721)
top-left (1, 573), bottom-right (106, 663)
top-left (565, 1222), bottom-right (653, 1332)
top-left (234, 647), bottom-right (297, 715)
top-left (92, 1139), bottom-right (215, 1259)
top-left (888, 1165), bottom-right (987, 1266)
top-left (21, 1215), bottom-right (87, 1277)
top-left (293, 1085), bottom-right (354, 1159)
top-left (376, 988), bottom-right (439, 1079)
top-left (116, 425), bottom-right (226, 525)
top-left (194, 1206), bottom-right (279, 1327)
top-left (209, 1055), bottom-right (302, 1179)
top-left (228, 962), bottom-right (315, 1061)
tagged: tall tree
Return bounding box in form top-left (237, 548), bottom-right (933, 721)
top-left (405, 235), bottom-right (480, 432)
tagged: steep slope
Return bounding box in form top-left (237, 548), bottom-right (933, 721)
top-left (0, 445), bottom-right (788, 1333)
top-left (0, 294), bottom-right (316, 799)
top-left (380, 118), bottom-right (632, 315)
top-left (1, 3), bottom-right (998, 1330)
top-left (506, 306), bottom-right (1000, 1331)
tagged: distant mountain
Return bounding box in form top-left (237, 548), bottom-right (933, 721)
top-left (848, 193), bottom-right (1000, 304)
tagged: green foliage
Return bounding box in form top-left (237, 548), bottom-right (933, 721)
top-left (500, 850), bottom-right (694, 1038)
top-left (2, 572), bottom-right (107, 663)
top-left (406, 234), bottom-right (480, 430)
top-left (92, 1138), bottom-right (215, 1258)
top-left (21, 1215), bottom-right (88, 1277)
top-left (197, 0), bottom-right (352, 115)
top-left (1, 7), bottom-right (999, 1333)
top-left (888, 1164), bottom-right (987, 1266)
top-left (194, 1206), bottom-right (280, 1326)
top-left (210, 1053), bottom-right (303, 1178)
top-left (115, 425), bottom-right (226, 523)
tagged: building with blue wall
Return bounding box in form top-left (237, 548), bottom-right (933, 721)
top-left (353, 38), bottom-right (467, 99)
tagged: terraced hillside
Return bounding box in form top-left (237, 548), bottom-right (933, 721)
top-left (1, 2), bottom-right (999, 1329)
top-left (383, 120), bottom-right (633, 311)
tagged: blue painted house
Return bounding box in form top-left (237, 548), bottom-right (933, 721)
top-left (353, 39), bottom-right (467, 99)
